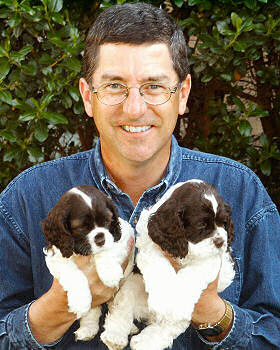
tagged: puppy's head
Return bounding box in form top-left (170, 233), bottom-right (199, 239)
top-left (148, 180), bottom-right (234, 259)
top-left (41, 185), bottom-right (121, 258)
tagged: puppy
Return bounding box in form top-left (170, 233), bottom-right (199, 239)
top-left (101, 180), bottom-right (235, 350)
top-left (42, 185), bottom-right (134, 341)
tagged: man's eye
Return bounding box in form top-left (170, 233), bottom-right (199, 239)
top-left (110, 83), bottom-right (121, 89)
top-left (148, 84), bottom-right (162, 90)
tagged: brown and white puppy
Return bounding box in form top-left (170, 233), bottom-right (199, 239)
top-left (101, 180), bottom-right (235, 350)
top-left (42, 185), bottom-right (134, 341)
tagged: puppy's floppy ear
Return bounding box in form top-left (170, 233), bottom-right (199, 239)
top-left (224, 202), bottom-right (234, 246)
top-left (41, 205), bottom-right (74, 258)
top-left (148, 199), bottom-right (189, 258)
top-left (106, 198), bottom-right (121, 241)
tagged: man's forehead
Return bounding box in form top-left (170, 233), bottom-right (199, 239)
top-left (92, 42), bottom-right (177, 83)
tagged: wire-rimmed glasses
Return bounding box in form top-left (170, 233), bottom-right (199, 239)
top-left (90, 82), bottom-right (179, 106)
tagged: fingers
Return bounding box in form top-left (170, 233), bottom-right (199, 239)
top-left (121, 236), bottom-right (135, 272)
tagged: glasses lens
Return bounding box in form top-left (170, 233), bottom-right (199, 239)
top-left (140, 83), bottom-right (171, 105)
top-left (97, 83), bottom-right (127, 105)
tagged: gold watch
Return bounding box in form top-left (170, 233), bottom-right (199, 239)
top-left (191, 300), bottom-right (233, 337)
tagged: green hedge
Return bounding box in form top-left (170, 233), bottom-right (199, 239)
top-left (0, 0), bottom-right (279, 209)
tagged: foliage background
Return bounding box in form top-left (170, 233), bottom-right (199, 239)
top-left (0, 0), bottom-right (279, 209)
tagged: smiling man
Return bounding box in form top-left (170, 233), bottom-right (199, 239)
top-left (0, 2), bottom-right (280, 350)
top-left (80, 42), bottom-right (190, 205)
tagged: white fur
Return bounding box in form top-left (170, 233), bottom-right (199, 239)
top-left (69, 187), bottom-right (92, 208)
top-left (100, 180), bottom-right (235, 350)
top-left (45, 217), bottom-right (134, 341)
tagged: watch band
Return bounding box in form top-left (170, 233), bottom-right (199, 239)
top-left (191, 299), bottom-right (233, 337)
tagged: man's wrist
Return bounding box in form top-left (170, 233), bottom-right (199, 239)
top-left (192, 299), bottom-right (233, 341)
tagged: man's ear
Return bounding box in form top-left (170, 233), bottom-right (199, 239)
top-left (178, 74), bottom-right (191, 116)
top-left (79, 77), bottom-right (94, 117)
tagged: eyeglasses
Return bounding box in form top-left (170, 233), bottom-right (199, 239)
top-left (90, 82), bottom-right (179, 106)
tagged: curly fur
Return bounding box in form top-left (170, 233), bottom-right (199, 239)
top-left (41, 185), bottom-right (121, 258)
top-left (148, 180), bottom-right (234, 258)
top-left (101, 180), bottom-right (235, 350)
top-left (41, 185), bottom-right (134, 342)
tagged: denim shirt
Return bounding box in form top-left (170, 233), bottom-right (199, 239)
top-left (0, 136), bottom-right (279, 350)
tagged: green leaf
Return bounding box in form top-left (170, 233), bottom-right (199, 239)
top-left (233, 96), bottom-right (246, 112)
top-left (51, 13), bottom-right (65, 25)
top-left (18, 112), bottom-right (37, 122)
top-left (34, 121), bottom-right (48, 142)
top-left (260, 133), bottom-right (269, 147)
top-left (232, 41), bottom-right (248, 52)
top-left (174, 0), bottom-right (184, 7)
top-left (245, 0), bottom-right (257, 9)
top-left (231, 13), bottom-right (242, 32)
top-left (48, 0), bottom-right (63, 13)
top-left (42, 112), bottom-right (68, 124)
top-left (27, 145), bottom-right (43, 159)
top-left (201, 73), bottom-right (213, 83)
top-left (216, 20), bottom-right (235, 36)
top-left (220, 73), bottom-right (232, 81)
top-left (68, 86), bottom-right (80, 102)
top-left (239, 120), bottom-right (252, 137)
top-left (0, 130), bottom-right (16, 142)
top-left (11, 46), bottom-right (33, 62)
top-left (41, 93), bottom-right (54, 109)
top-left (3, 147), bottom-right (21, 162)
top-left (188, 0), bottom-right (202, 5)
top-left (7, 15), bottom-right (21, 28)
top-left (64, 57), bottom-right (81, 73)
top-left (0, 45), bottom-right (6, 57)
top-left (260, 159), bottom-right (271, 176)
top-left (0, 90), bottom-right (13, 105)
top-left (22, 61), bottom-right (37, 76)
top-left (0, 60), bottom-right (10, 80)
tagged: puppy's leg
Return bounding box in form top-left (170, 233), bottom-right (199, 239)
top-left (45, 251), bottom-right (92, 319)
top-left (101, 273), bottom-right (148, 350)
top-left (130, 319), bottom-right (189, 350)
top-left (74, 307), bottom-right (102, 341)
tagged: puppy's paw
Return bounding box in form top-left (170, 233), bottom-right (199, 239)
top-left (101, 330), bottom-right (128, 350)
top-left (74, 326), bottom-right (97, 341)
top-left (99, 265), bottom-right (123, 288)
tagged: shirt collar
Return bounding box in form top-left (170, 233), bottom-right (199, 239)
top-left (90, 134), bottom-right (182, 196)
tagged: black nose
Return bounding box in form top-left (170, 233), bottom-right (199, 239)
top-left (94, 233), bottom-right (105, 246)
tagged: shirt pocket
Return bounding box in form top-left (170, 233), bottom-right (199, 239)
top-left (219, 256), bottom-right (242, 304)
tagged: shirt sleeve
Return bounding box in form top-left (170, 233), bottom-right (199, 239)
top-left (0, 205), bottom-right (63, 349)
top-left (196, 204), bottom-right (280, 349)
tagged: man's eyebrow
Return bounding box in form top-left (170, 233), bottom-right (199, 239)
top-left (98, 73), bottom-right (171, 83)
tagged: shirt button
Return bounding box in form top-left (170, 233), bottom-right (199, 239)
top-left (133, 217), bottom-right (138, 225)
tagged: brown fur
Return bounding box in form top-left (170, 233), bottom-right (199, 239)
top-left (41, 185), bottom-right (121, 258)
top-left (148, 181), bottom-right (234, 259)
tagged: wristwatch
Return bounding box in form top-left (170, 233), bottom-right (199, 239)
top-left (191, 300), bottom-right (233, 337)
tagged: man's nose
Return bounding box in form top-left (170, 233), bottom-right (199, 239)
top-left (122, 87), bottom-right (147, 118)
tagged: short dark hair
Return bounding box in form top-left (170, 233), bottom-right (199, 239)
top-left (83, 2), bottom-right (189, 84)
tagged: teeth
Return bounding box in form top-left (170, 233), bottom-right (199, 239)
top-left (122, 126), bottom-right (151, 133)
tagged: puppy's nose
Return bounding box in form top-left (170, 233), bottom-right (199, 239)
top-left (94, 233), bottom-right (105, 246)
top-left (213, 237), bottom-right (224, 248)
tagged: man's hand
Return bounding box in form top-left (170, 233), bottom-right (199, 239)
top-left (29, 237), bottom-right (134, 345)
top-left (74, 236), bottom-right (134, 308)
top-left (162, 250), bottom-right (232, 341)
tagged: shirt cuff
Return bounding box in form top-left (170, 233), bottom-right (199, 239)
top-left (6, 302), bottom-right (63, 349)
top-left (195, 302), bottom-right (253, 349)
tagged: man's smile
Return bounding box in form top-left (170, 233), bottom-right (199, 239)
top-left (121, 125), bottom-right (152, 133)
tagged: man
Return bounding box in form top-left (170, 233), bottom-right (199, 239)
top-left (0, 3), bottom-right (279, 349)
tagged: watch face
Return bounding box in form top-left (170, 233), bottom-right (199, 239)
top-left (198, 325), bottom-right (223, 337)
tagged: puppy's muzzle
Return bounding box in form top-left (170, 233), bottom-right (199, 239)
top-left (95, 233), bottom-right (106, 247)
top-left (213, 237), bottom-right (224, 248)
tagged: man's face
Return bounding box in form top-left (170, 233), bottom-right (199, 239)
top-left (80, 43), bottom-right (191, 168)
